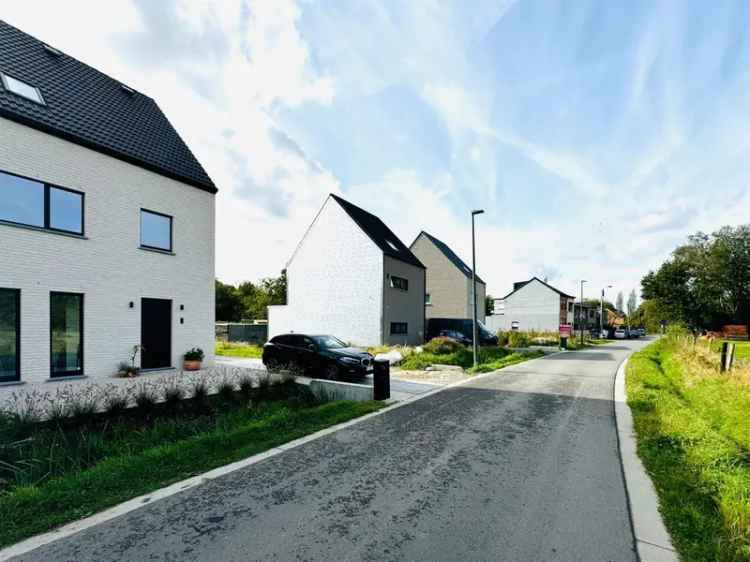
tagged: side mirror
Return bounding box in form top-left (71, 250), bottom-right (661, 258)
top-left (307, 344), bottom-right (316, 351)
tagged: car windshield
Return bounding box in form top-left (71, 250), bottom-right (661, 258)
top-left (312, 335), bottom-right (347, 349)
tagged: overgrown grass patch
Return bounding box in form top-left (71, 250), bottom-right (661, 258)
top-left (215, 341), bottom-right (264, 358)
top-left (468, 351), bottom-right (544, 374)
top-left (0, 388), bottom-right (381, 547)
top-left (626, 337), bottom-right (750, 561)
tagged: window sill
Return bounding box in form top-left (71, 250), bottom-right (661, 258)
top-left (0, 219), bottom-right (87, 240)
top-left (0, 380), bottom-right (24, 387)
top-left (46, 375), bottom-right (87, 382)
top-left (139, 246), bottom-right (175, 256)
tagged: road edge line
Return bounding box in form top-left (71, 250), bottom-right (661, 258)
top-left (0, 351), bottom-right (556, 561)
top-left (614, 356), bottom-right (679, 562)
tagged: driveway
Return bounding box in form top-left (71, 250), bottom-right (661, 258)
top-left (12, 339), bottom-right (652, 561)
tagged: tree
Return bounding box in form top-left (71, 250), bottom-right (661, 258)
top-left (627, 289), bottom-right (637, 318)
top-left (215, 280), bottom-right (242, 321)
top-left (640, 225), bottom-right (750, 330)
top-left (216, 271), bottom-right (287, 322)
top-left (616, 291), bottom-right (624, 314)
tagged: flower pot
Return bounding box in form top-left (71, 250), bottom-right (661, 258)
top-left (183, 360), bottom-right (202, 371)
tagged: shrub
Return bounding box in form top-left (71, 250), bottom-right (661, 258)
top-left (163, 384), bottom-right (184, 408)
top-left (238, 375), bottom-right (254, 397)
top-left (217, 379), bottom-right (235, 402)
top-left (70, 391), bottom-right (99, 423)
top-left (134, 384), bottom-right (157, 412)
top-left (103, 392), bottom-right (128, 417)
top-left (497, 331), bottom-right (509, 347)
top-left (423, 337), bottom-right (465, 355)
top-left (192, 380), bottom-right (209, 402)
top-left (507, 331), bottom-right (531, 348)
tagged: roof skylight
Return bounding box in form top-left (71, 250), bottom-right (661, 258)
top-left (386, 240), bottom-right (399, 252)
top-left (0, 72), bottom-right (44, 105)
top-left (120, 84), bottom-right (135, 95)
top-left (42, 43), bottom-right (62, 57)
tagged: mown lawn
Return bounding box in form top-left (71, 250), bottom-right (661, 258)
top-left (215, 341), bottom-right (264, 358)
top-left (626, 337), bottom-right (750, 561)
top-left (0, 396), bottom-right (381, 548)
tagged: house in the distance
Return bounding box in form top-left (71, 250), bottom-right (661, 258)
top-left (409, 231), bottom-right (486, 323)
top-left (268, 194), bottom-right (425, 346)
top-left (486, 277), bottom-right (575, 333)
top-left (0, 21), bottom-right (216, 386)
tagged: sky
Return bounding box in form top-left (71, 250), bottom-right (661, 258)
top-left (4, 0), bottom-right (750, 303)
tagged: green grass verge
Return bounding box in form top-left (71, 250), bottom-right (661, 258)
top-left (0, 399), bottom-right (382, 548)
top-left (626, 339), bottom-right (750, 561)
top-left (399, 346), bottom-right (513, 370)
top-left (215, 341), bottom-right (263, 358)
top-left (467, 350), bottom-right (544, 373)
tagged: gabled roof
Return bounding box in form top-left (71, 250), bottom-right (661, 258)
top-left (330, 194), bottom-right (425, 268)
top-left (412, 231), bottom-right (485, 284)
top-left (500, 276), bottom-right (575, 300)
top-left (0, 21), bottom-right (216, 193)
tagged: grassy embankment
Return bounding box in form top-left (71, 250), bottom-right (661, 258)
top-left (626, 334), bottom-right (750, 561)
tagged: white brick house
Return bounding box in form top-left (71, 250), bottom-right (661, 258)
top-left (486, 277), bottom-right (575, 333)
top-left (0, 22), bottom-right (216, 387)
top-left (269, 194), bottom-right (425, 346)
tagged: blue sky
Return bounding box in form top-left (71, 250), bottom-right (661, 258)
top-left (5, 1), bottom-right (750, 302)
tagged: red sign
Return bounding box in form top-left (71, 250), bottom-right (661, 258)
top-left (559, 324), bottom-right (573, 338)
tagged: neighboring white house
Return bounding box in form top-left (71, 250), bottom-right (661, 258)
top-left (269, 194), bottom-right (425, 346)
top-left (409, 231), bottom-right (486, 323)
top-left (485, 277), bottom-right (575, 332)
top-left (0, 21), bottom-right (216, 387)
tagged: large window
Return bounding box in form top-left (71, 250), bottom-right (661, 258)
top-left (0, 170), bottom-right (83, 235)
top-left (0, 289), bottom-right (20, 383)
top-left (50, 292), bottom-right (83, 378)
top-left (140, 209), bottom-right (173, 252)
top-left (390, 322), bottom-right (408, 335)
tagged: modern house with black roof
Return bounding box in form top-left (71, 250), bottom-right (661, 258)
top-left (269, 194), bottom-right (426, 346)
top-left (0, 21), bottom-right (216, 386)
top-left (486, 277), bottom-right (575, 333)
top-left (409, 231), bottom-right (487, 324)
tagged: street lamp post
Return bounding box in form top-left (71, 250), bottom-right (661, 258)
top-left (579, 280), bottom-right (587, 345)
top-left (471, 209), bottom-right (484, 368)
top-left (600, 285), bottom-right (612, 338)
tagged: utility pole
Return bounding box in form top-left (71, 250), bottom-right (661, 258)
top-left (600, 285), bottom-right (612, 338)
top-left (579, 279), bottom-right (587, 345)
top-left (471, 209), bottom-right (484, 368)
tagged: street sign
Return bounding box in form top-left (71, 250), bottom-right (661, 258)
top-left (559, 324), bottom-right (573, 338)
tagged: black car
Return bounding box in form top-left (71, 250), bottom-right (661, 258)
top-left (262, 334), bottom-right (373, 380)
top-left (427, 318), bottom-right (499, 346)
top-left (437, 329), bottom-right (472, 346)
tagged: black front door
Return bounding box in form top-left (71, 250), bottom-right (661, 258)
top-left (141, 298), bottom-right (172, 369)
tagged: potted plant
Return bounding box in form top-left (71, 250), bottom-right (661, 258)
top-left (183, 347), bottom-right (204, 371)
top-left (116, 345), bottom-right (145, 377)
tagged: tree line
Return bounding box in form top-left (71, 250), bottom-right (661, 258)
top-left (215, 272), bottom-right (287, 322)
top-left (635, 225), bottom-right (749, 331)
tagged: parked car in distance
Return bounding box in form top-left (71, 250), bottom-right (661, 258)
top-left (437, 329), bottom-right (472, 346)
top-left (262, 334), bottom-right (373, 380)
top-left (637, 328), bottom-right (646, 337)
top-left (614, 328), bottom-right (627, 339)
top-left (427, 318), bottom-right (499, 346)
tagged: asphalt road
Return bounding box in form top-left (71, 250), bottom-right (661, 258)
top-left (15, 339), bottom-right (652, 562)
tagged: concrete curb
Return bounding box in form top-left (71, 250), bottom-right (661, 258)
top-left (614, 357), bottom-right (679, 562)
top-left (0, 351), bottom-right (555, 561)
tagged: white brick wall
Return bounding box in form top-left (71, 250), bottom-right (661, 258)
top-left (269, 198), bottom-right (383, 346)
top-left (0, 117), bottom-right (215, 387)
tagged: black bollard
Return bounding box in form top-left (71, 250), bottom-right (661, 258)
top-left (560, 337), bottom-right (568, 350)
top-left (373, 359), bottom-right (390, 401)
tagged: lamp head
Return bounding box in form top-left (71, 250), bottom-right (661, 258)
top-left (471, 209), bottom-right (485, 216)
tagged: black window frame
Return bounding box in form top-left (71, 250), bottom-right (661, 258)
top-left (0, 288), bottom-right (21, 383)
top-left (390, 322), bottom-right (408, 335)
top-left (389, 275), bottom-right (409, 291)
top-left (49, 291), bottom-right (84, 378)
top-left (140, 208), bottom-right (173, 252)
top-left (0, 168), bottom-right (84, 236)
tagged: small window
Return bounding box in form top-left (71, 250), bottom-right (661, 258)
top-left (390, 276), bottom-right (409, 291)
top-left (425, 293), bottom-right (432, 305)
top-left (1, 72), bottom-right (45, 105)
top-left (140, 209), bottom-right (173, 252)
top-left (390, 322), bottom-right (408, 335)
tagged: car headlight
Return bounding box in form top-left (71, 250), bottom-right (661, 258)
top-left (339, 357), bottom-right (360, 365)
